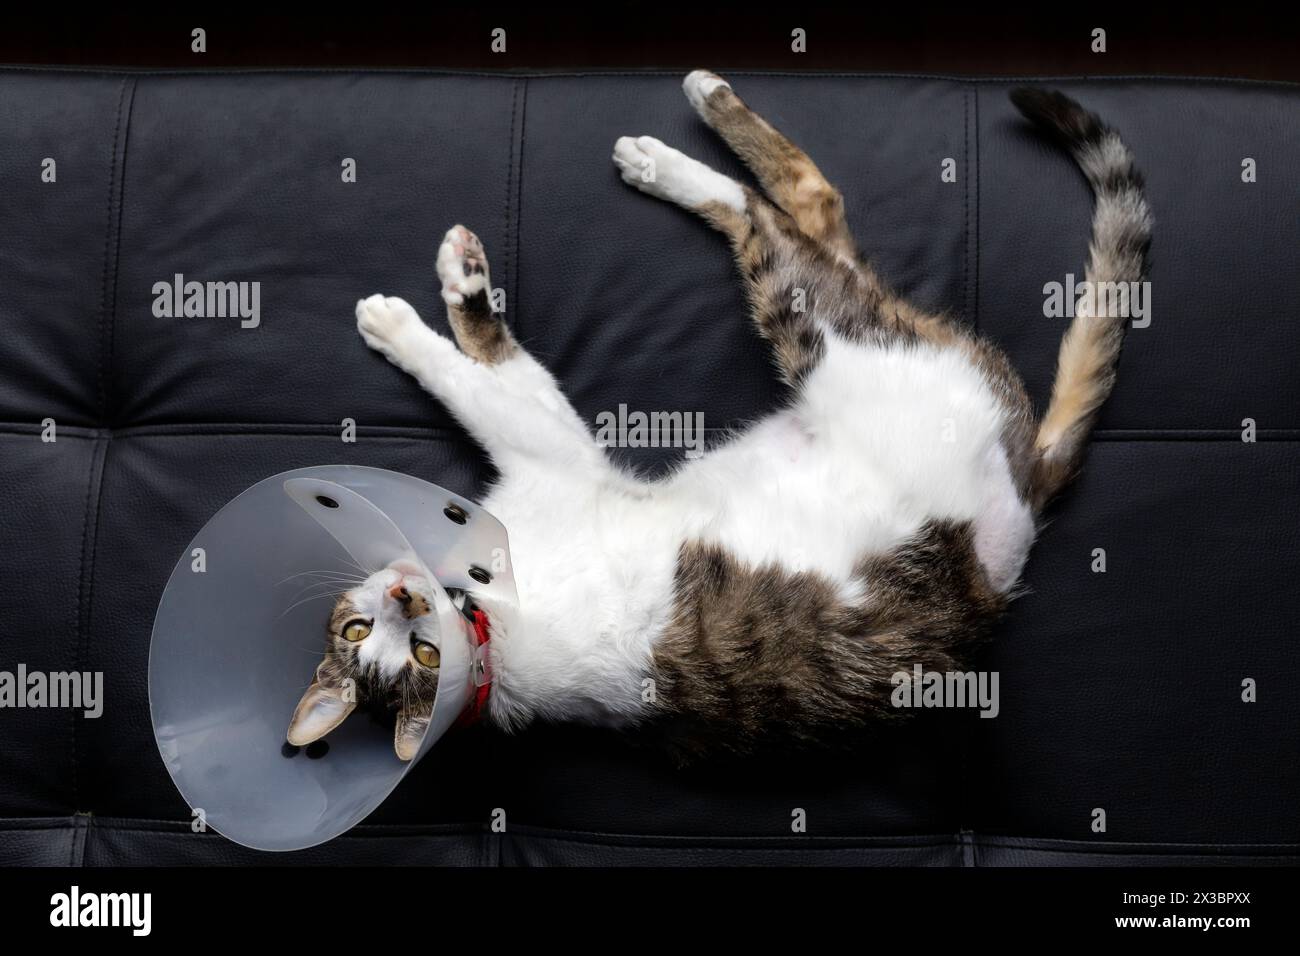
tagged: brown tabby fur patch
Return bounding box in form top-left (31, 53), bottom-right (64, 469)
top-left (448, 288), bottom-right (516, 366)
top-left (648, 522), bottom-right (1005, 762)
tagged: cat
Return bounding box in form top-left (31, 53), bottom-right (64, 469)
top-left (287, 72), bottom-right (1151, 763)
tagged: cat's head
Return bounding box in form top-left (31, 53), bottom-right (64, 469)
top-left (286, 559), bottom-right (442, 760)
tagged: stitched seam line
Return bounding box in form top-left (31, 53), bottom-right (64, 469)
top-left (6, 818), bottom-right (1300, 852)
top-left (962, 86), bottom-right (970, 325)
top-left (502, 78), bottom-right (519, 341)
top-left (1, 67), bottom-right (1298, 89)
top-left (76, 439), bottom-right (111, 816)
top-left (512, 77), bottom-right (528, 345)
top-left (3, 424), bottom-right (1300, 441)
top-left (96, 78), bottom-right (127, 421)
top-left (972, 83), bottom-right (981, 333)
top-left (104, 77), bottom-right (136, 428)
top-left (69, 438), bottom-right (105, 812)
top-left (70, 814), bottom-right (90, 866)
top-left (5, 818), bottom-right (1298, 856)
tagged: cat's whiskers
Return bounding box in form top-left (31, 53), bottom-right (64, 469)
top-left (336, 555), bottom-right (379, 578)
top-left (284, 580), bottom-right (358, 601)
top-left (279, 588), bottom-right (352, 619)
top-left (276, 568), bottom-right (367, 587)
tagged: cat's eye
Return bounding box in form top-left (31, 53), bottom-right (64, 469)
top-left (342, 619), bottom-right (372, 642)
top-left (412, 640), bottom-right (440, 668)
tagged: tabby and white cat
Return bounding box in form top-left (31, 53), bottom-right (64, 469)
top-left (287, 73), bottom-right (1151, 762)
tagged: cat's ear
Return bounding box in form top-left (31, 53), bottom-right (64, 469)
top-left (287, 671), bottom-right (356, 746)
top-left (394, 709), bottom-right (431, 761)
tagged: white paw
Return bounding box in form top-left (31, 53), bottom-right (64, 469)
top-left (436, 225), bottom-right (490, 307)
top-left (612, 135), bottom-right (745, 212)
top-left (683, 69), bottom-right (731, 114)
top-left (356, 294), bottom-right (424, 360)
top-left (611, 135), bottom-right (657, 189)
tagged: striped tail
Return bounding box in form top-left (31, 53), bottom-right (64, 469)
top-left (1010, 88), bottom-right (1153, 511)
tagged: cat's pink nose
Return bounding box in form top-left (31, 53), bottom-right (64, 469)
top-left (388, 581), bottom-right (410, 603)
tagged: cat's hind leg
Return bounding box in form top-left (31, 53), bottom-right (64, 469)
top-left (680, 71), bottom-right (961, 347)
top-left (614, 135), bottom-right (830, 386)
top-left (682, 70), bottom-right (858, 265)
top-left (612, 135), bottom-right (748, 217)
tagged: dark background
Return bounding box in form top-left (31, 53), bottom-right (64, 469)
top-left (1, 8), bottom-right (1296, 81)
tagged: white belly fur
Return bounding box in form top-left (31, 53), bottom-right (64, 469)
top-left (482, 336), bottom-right (1035, 724)
top-left (665, 337), bottom-right (1035, 592)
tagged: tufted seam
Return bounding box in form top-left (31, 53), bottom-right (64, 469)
top-left (2, 66), bottom-right (1299, 88)
top-left (96, 78), bottom-right (128, 423)
top-left (69, 438), bottom-right (106, 813)
top-left (68, 76), bottom-right (133, 817)
top-left (511, 77), bottom-right (528, 345)
top-left (501, 78), bottom-right (520, 344)
top-left (962, 85), bottom-right (970, 326)
top-left (971, 83), bottom-right (981, 333)
top-left (103, 77), bottom-right (136, 428)
top-left (68, 813), bottom-right (90, 866)
top-left (2, 423), bottom-right (1299, 441)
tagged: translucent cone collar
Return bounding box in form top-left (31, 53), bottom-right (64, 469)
top-left (148, 465), bottom-right (516, 851)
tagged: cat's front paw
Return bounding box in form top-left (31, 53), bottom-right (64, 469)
top-left (356, 294), bottom-right (425, 363)
top-left (436, 225), bottom-right (490, 307)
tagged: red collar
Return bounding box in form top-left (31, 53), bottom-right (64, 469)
top-left (456, 608), bottom-right (492, 726)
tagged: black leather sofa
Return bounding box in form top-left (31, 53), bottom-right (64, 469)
top-left (1, 67), bottom-right (1297, 866)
